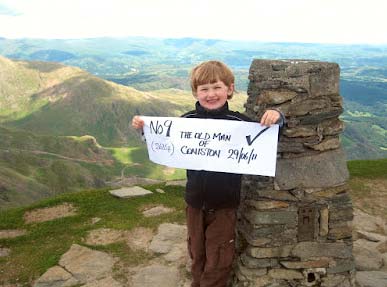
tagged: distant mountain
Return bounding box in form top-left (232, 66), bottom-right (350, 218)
top-left (29, 49), bottom-right (77, 62)
top-left (0, 55), bottom-right (194, 146)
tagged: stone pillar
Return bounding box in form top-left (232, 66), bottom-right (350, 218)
top-left (235, 60), bottom-right (355, 287)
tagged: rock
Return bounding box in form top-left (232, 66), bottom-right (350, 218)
top-left (0, 229), bottom-right (27, 239)
top-left (280, 258), bottom-right (331, 269)
top-left (268, 268), bottom-right (304, 280)
top-left (256, 90), bottom-right (297, 105)
top-left (108, 176), bottom-right (162, 188)
top-left (280, 98), bottom-right (332, 117)
top-left (327, 258), bottom-right (355, 274)
top-left (328, 221), bottom-right (353, 240)
top-left (155, 188), bottom-right (165, 193)
top-left (142, 205), bottom-right (175, 217)
top-left (356, 230), bottom-right (387, 243)
top-left (353, 209), bottom-right (387, 234)
top-left (236, 261), bottom-right (267, 281)
top-left (130, 264), bottom-right (180, 287)
top-left (255, 189), bottom-right (298, 202)
top-left (182, 279), bottom-right (192, 287)
top-left (0, 247), bottom-right (11, 257)
top-left (165, 180), bottom-right (187, 187)
top-left (283, 125), bottom-right (319, 138)
top-left (321, 274), bottom-right (349, 287)
top-left (149, 223), bottom-right (186, 254)
top-left (246, 245), bottom-right (293, 259)
top-left (356, 271), bottom-right (387, 287)
top-left (382, 253), bottom-right (387, 270)
top-left (81, 276), bottom-right (123, 287)
top-left (163, 242), bottom-right (187, 263)
top-left (291, 242), bottom-right (352, 259)
top-left (58, 244), bottom-right (116, 284)
top-left (109, 186), bottom-right (152, 198)
top-left (305, 137), bottom-right (340, 151)
top-left (244, 210), bottom-right (297, 226)
top-left (249, 60), bottom-right (340, 97)
top-left (354, 239), bottom-right (384, 271)
top-left (252, 275), bottom-right (273, 287)
top-left (90, 217), bottom-right (101, 225)
top-left (245, 200), bottom-right (289, 210)
top-left (24, 203), bottom-right (77, 224)
top-left (241, 254), bottom-right (279, 268)
top-left (240, 59), bottom-right (354, 287)
top-left (126, 227), bottom-right (154, 251)
top-left (33, 266), bottom-right (79, 287)
top-left (242, 233), bottom-right (271, 247)
top-left (275, 148), bottom-right (349, 190)
top-left (319, 207), bottom-right (329, 236)
top-left (283, 118), bottom-right (344, 138)
top-left (148, 223), bottom-right (187, 264)
top-left (84, 228), bottom-right (126, 245)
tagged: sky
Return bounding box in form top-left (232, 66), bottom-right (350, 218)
top-left (0, 0), bottom-right (386, 44)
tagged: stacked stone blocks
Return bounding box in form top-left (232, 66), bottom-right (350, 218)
top-left (235, 60), bottom-right (355, 287)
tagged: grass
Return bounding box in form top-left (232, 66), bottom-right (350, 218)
top-left (347, 158), bottom-right (387, 179)
top-left (106, 146), bottom-right (186, 180)
top-left (1, 158), bottom-right (386, 286)
top-left (108, 146), bottom-right (139, 164)
top-left (0, 183), bottom-right (186, 286)
top-left (347, 158), bottom-right (387, 221)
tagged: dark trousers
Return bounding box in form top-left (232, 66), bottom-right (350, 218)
top-left (186, 205), bottom-right (237, 287)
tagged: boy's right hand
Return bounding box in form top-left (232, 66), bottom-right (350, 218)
top-left (132, 115), bottom-right (145, 129)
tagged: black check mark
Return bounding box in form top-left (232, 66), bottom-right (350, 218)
top-left (246, 127), bottom-right (270, 146)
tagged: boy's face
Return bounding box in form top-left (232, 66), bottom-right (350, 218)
top-left (195, 80), bottom-right (233, 110)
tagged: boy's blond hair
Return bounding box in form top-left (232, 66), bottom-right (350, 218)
top-left (190, 61), bottom-right (235, 99)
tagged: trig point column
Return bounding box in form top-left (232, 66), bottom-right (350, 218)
top-left (234, 60), bottom-right (355, 286)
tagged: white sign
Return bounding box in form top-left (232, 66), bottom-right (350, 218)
top-left (142, 116), bottom-right (279, 176)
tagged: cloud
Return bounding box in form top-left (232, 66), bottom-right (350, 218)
top-left (0, 3), bottom-right (21, 16)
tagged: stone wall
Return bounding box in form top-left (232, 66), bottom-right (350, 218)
top-left (235, 60), bottom-right (355, 287)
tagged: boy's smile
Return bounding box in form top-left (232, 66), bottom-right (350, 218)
top-left (195, 81), bottom-right (234, 111)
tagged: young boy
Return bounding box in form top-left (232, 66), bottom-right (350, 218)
top-left (132, 61), bottom-right (283, 287)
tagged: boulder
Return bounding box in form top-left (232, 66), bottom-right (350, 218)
top-left (58, 244), bottom-right (116, 284)
top-left (109, 186), bottom-right (152, 198)
top-left (131, 264), bottom-right (180, 287)
top-left (275, 149), bottom-right (349, 190)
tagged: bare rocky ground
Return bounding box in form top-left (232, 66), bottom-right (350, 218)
top-left (23, 203), bottom-right (77, 224)
top-left (32, 222), bottom-right (191, 287)
top-left (1, 182), bottom-right (387, 287)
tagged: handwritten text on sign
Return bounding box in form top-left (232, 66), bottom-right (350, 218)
top-left (142, 116), bottom-right (279, 176)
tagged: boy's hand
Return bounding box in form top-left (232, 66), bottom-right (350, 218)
top-left (132, 115), bottom-right (145, 129)
top-left (260, 110), bottom-right (280, 126)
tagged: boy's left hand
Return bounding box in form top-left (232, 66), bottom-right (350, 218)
top-left (260, 110), bottom-right (280, 126)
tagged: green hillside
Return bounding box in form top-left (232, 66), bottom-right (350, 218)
top-left (0, 56), bottom-right (194, 147)
top-left (0, 56), bottom-right (248, 209)
top-left (0, 126), bottom-right (118, 209)
top-left (0, 125), bottom-right (188, 210)
top-left (0, 56), bottom-right (189, 209)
